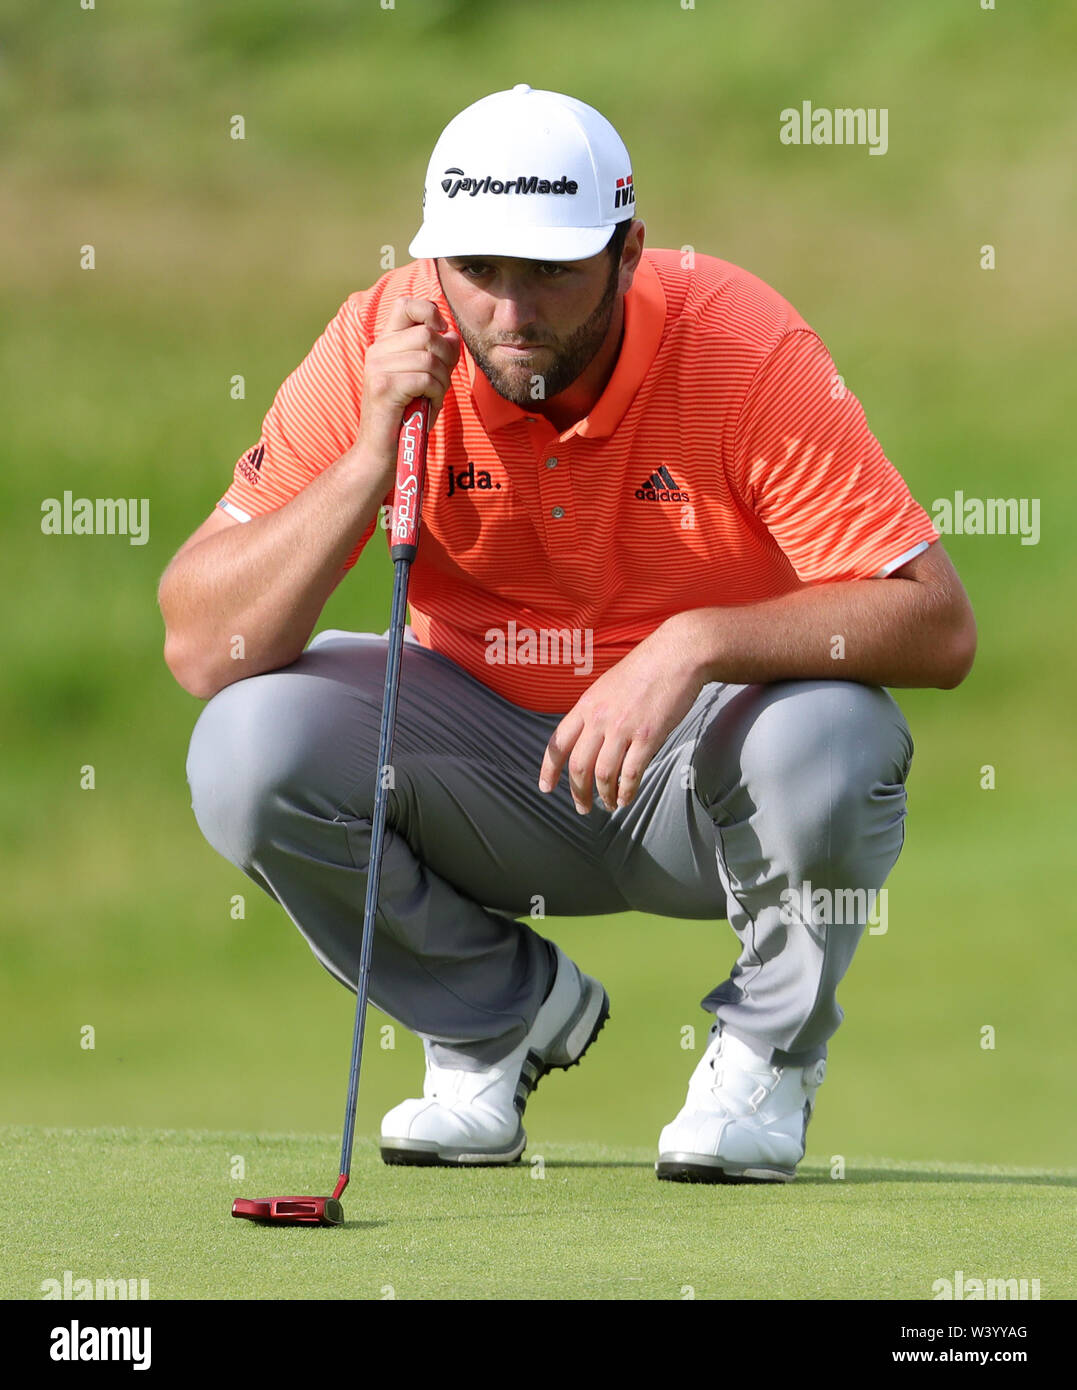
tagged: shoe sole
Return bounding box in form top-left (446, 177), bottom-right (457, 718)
top-left (655, 1154), bottom-right (797, 1184)
top-left (381, 1132), bottom-right (528, 1167)
top-left (380, 980), bottom-right (610, 1169)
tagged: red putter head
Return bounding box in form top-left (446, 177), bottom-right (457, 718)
top-left (232, 1196), bottom-right (344, 1226)
top-left (231, 1198), bottom-right (272, 1220)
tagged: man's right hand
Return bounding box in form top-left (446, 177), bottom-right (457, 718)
top-left (159, 296), bottom-right (461, 701)
top-left (356, 297), bottom-right (461, 465)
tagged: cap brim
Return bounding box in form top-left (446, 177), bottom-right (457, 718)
top-left (408, 222), bottom-right (616, 262)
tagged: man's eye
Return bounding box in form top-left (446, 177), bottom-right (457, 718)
top-left (457, 262), bottom-right (491, 276)
top-left (538, 263), bottom-right (568, 277)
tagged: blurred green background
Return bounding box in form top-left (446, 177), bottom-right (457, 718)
top-left (2, 0), bottom-right (1075, 1178)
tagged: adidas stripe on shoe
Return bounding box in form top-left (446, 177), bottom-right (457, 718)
top-left (380, 943), bottom-right (610, 1166)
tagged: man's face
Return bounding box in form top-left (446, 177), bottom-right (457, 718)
top-left (437, 248), bottom-right (622, 406)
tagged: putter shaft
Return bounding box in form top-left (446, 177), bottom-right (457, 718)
top-left (334, 398), bottom-right (430, 1200)
top-left (334, 561), bottom-right (413, 1197)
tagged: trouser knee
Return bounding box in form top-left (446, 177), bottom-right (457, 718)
top-left (185, 669), bottom-right (372, 868)
top-left (693, 679), bottom-right (913, 882)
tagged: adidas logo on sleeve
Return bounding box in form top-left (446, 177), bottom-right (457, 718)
top-left (635, 466), bottom-right (690, 502)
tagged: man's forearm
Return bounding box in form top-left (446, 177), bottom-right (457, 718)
top-left (664, 555), bottom-right (977, 691)
top-left (159, 446), bottom-right (393, 699)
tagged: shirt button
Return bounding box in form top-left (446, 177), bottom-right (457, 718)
top-left (551, 505), bottom-right (565, 519)
top-left (545, 457), bottom-right (558, 469)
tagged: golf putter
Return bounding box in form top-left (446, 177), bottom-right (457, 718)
top-left (232, 397), bottom-right (432, 1227)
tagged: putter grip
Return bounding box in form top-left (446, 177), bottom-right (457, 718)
top-left (390, 397), bottom-right (430, 562)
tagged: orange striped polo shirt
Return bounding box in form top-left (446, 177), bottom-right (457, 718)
top-left (219, 251), bottom-right (938, 712)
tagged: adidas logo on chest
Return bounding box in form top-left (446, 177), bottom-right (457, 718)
top-left (635, 466), bottom-right (690, 502)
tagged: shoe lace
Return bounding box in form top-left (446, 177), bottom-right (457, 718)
top-left (705, 1025), bottom-right (781, 1116)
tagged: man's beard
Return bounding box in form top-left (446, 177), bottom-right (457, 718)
top-left (446, 260), bottom-right (620, 407)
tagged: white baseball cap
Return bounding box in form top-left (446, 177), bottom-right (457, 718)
top-left (408, 84), bottom-right (636, 262)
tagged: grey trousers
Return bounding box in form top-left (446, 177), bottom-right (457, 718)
top-left (186, 629), bottom-right (913, 1070)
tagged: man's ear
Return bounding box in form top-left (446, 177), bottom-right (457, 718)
top-left (619, 220), bottom-right (645, 294)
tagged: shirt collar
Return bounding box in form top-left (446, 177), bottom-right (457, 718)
top-left (465, 255), bottom-right (667, 441)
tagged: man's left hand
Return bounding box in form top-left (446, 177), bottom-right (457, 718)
top-left (538, 616), bottom-right (706, 814)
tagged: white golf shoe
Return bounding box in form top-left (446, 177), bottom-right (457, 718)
top-left (656, 1021), bottom-right (826, 1183)
top-left (380, 944), bottom-right (609, 1166)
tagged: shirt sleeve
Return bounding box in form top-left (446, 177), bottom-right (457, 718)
top-left (217, 294), bottom-right (379, 572)
top-left (730, 328), bottom-right (938, 581)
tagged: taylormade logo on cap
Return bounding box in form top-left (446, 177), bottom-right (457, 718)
top-left (409, 84), bottom-right (634, 263)
top-left (440, 169), bottom-right (580, 199)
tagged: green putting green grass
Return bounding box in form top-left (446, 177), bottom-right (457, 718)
top-left (2, 1126), bottom-right (1073, 1301)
